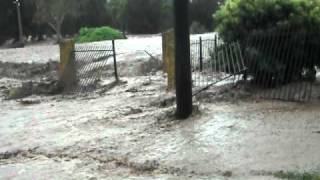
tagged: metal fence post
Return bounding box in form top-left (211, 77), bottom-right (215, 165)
top-left (199, 37), bottom-right (203, 72)
top-left (112, 40), bottom-right (119, 82)
top-left (214, 35), bottom-right (218, 65)
top-left (214, 35), bottom-right (218, 50)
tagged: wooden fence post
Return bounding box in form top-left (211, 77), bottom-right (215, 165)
top-left (162, 29), bottom-right (176, 91)
top-left (59, 39), bottom-right (77, 91)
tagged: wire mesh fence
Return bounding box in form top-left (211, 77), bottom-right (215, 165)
top-left (190, 35), bottom-right (247, 95)
top-left (68, 40), bottom-right (118, 93)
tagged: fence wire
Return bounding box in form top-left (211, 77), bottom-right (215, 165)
top-left (68, 42), bottom-right (117, 93)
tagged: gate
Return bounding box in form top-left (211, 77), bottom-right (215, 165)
top-left (70, 40), bottom-right (118, 93)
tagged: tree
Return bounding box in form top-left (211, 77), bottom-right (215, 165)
top-left (33, 0), bottom-right (85, 42)
top-left (160, 0), bottom-right (174, 30)
top-left (190, 0), bottom-right (224, 30)
top-left (0, 0), bottom-right (17, 43)
top-left (127, 0), bottom-right (162, 34)
top-left (106, 0), bottom-right (128, 35)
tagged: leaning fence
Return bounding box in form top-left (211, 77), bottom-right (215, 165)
top-left (190, 35), bottom-right (247, 96)
top-left (190, 27), bottom-right (320, 102)
top-left (68, 40), bottom-right (119, 93)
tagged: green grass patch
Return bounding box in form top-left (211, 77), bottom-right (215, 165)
top-left (75, 26), bottom-right (123, 43)
top-left (273, 171), bottom-right (320, 180)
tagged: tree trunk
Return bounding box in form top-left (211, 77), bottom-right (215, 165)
top-left (48, 17), bottom-right (64, 43)
top-left (56, 23), bottom-right (62, 43)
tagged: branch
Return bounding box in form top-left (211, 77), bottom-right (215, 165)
top-left (48, 22), bottom-right (57, 33)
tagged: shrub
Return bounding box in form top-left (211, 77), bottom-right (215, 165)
top-left (75, 26), bottom-right (123, 43)
top-left (213, 0), bottom-right (320, 85)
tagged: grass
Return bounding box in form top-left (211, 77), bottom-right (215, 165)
top-left (273, 171), bottom-right (320, 180)
top-left (75, 26), bottom-right (123, 43)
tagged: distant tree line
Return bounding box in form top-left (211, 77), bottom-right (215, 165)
top-left (0, 0), bottom-right (223, 44)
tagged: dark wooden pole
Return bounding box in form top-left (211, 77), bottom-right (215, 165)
top-left (174, 0), bottom-right (193, 119)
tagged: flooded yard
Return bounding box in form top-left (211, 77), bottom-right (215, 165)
top-left (0, 34), bottom-right (320, 179)
top-left (0, 75), bottom-right (320, 179)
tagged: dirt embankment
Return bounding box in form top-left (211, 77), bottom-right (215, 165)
top-left (0, 61), bottom-right (61, 100)
top-left (0, 61), bottom-right (59, 80)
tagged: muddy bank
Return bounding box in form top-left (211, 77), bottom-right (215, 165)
top-left (0, 61), bottom-right (61, 99)
top-left (0, 55), bottom-right (162, 100)
top-left (0, 61), bottom-right (59, 80)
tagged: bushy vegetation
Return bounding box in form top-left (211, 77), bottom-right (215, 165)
top-left (75, 26), bottom-right (123, 43)
top-left (214, 0), bottom-right (320, 85)
top-left (214, 0), bottom-right (320, 42)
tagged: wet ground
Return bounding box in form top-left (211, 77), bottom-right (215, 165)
top-left (1, 34), bottom-right (320, 179)
top-left (0, 73), bottom-right (320, 179)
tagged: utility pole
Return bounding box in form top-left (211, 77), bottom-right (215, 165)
top-left (13, 0), bottom-right (24, 47)
top-left (174, 0), bottom-right (193, 119)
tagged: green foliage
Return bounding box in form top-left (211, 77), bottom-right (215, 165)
top-left (273, 171), bottom-right (320, 180)
top-left (214, 0), bottom-right (320, 42)
top-left (213, 0), bottom-right (320, 85)
top-left (75, 26), bottom-right (123, 43)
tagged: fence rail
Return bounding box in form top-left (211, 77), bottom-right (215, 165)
top-left (191, 27), bottom-right (320, 102)
top-left (190, 35), bottom-right (246, 95)
top-left (243, 26), bottom-right (319, 101)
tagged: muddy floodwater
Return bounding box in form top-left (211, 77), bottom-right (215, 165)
top-left (0, 75), bottom-right (320, 179)
top-left (1, 34), bottom-right (320, 179)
